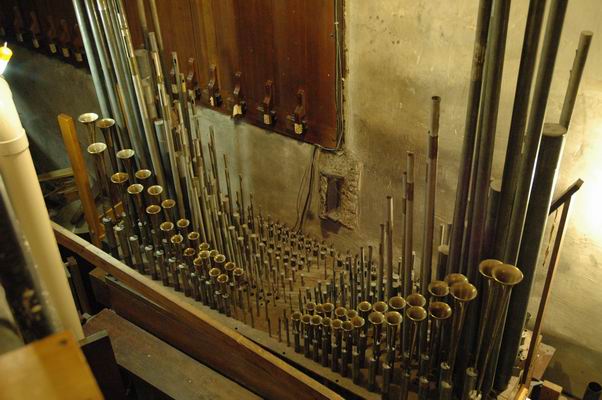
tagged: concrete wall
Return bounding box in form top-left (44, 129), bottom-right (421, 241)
top-left (4, 0), bottom-right (602, 395)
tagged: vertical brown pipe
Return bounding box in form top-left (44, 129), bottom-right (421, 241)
top-left (447, 0), bottom-right (493, 275)
top-left (421, 96), bottom-right (440, 294)
top-left (494, 0), bottom-right (548, 260)
top-left (493, 124), bottom-right (568, 391)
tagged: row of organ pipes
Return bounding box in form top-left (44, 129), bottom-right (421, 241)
top-left (70, 0), bottom-right (592, 399)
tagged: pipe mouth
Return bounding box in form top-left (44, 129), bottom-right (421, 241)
top-left (183, 247), bottom-right (196, 257)
top-left (87, 142), bottom-right (107, 155)
top-left (428, 280), bottom-right (450, 298)
top-left (450, 282), bottom-right (478, 302)
top-left (209, 249), bottom-right (219, 258)
top-left (305, 302), bottom-right (316, 313)
top-left (331, 319), bottom-right (343, 330)
top-left (147, 185), bottom-right (163, 197)
top-left (127, 183), bottom-right (144, 195)
top-left (301, 314), bottom-right (312, 325)
top-left (224, 261), bottom-right (235, 272)
top-left (406, 293), bottom-right (426, 308)
top-left (334, 307), bottom-right (347, 319)
top-left (78, 112), bottom-right (99, 124)
top-left (358, 301), bottom-right (372, 313)
top-left (342, 321), bottom-right (353, 332)
top-left (160, 221), bottom-right (174, 232)
top-left (385, 311), bottom-right (402, 326)
top-left (161, 199), bottom-right (176, 209)
top-left (479, 259), bottom-right (503, 280)
top-left (111, 172), bottom-right (129, 184)
top-left (322, 302), bottom-right (334, 314)
top-left (346, 309), bottom-right (358, 320)
top-left (233, 267), bottom-right (244, 277)
top-left (188, 232), bottom-right (200, 241)
top-left (177, 218), bottom-right (191, 228)
top-left (135, 169), bottom-right (152, 180)
top-left (388, 296), bottom-right (406, 311)
top-left (321, 317), bottom-right (331, 328)
top-left (193, 257), bottom-right (202, 267)
top-left (170, 234), bottom-right (183, 244)
top-left (116, 148), bottom-right (135, 160)
top-left (311, 315), bottom-right (323, 326)
top-left (146, 204), bottom-right (161, 215)
top-left (351, 316), bottom-right (365, 329)
top-left (217, 274), bottom-right (229, 284)
top-left (209, 268), bottom-right (221, 278)
top-left (492, 264), bottom-right (523, 286)
top-left (429, 301), bottom-right (452, 320)
top-left (445, 273), bottom-right (468, 287)
top-left (96, 118), bottom-right (116, 129)
top-left (214, 254), bottom-right (226, 264)
top-left (368, 311), bottom-right (384, 325)
top-left (199, 242), bottom-right (210, 251)
top-left (373, 301), bottom-right (389, 313)
top-left (406, 306), bottom-right (427, 322)
top-left (198, 250), bottom-right (210, 259)
top-left (291, 311), bottom-right (302, 321)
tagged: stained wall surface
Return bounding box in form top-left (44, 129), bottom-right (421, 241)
top-left (4, 1), bottom-right (602, 394)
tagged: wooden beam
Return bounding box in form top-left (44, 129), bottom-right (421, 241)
top-left (53, 222), bottom-right (342, 400)
top-left (57, 114), bottom-right (102, 246)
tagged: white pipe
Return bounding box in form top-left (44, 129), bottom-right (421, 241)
top-left (0, 77), bottom-right (83, 340)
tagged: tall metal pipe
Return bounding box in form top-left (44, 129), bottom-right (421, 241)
top-left (447, 0), bottom-right (493, 275)
top-left (559, 31), bottom-right (593, 129)
top-left (403, 152), bottom-right (414, 297)
top-left (97, 0), bottom-right (148, 168)
top-left (465, 0), bottom-right (510, 283)
top-left (386, 196), bottom-right (394, 299)
top-left (494, 123), bottom-right (567, 390)
top-left (494, 0), bottom-right (548, 259)
top-left (503, 0), bottom-right (569, 264)
top-left (71, 0), bottom-right (110, 117)
top-left (83, 0), bottom-right (130, 149)
top-left (421, 96), bottom-right (440, 294)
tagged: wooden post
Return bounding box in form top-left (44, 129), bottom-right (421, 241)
top-left (57, 113), bottom-right (102, 246)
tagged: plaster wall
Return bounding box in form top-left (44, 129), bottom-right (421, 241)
top-left (4, 0), bottom-right (602, 394)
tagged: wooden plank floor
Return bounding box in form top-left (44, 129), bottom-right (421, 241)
top-left (84, 309), bottom-right (261, 400)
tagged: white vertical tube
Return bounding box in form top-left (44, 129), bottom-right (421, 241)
top-left (0, 77), bottom-right (83, 339)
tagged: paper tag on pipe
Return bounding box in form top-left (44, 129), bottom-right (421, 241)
top-left (32, 38), bottom-right (39, 48)
top-left (49, 43), bottom-right (57, 54)
top-left (232, 104), bottom-right (242, 117)
top-left (75, 52), bottom-right (83, 63)
top-left (16, 33), bottom-right (23, 42)
top-left (61, 47), bottom-right (70, 58)
top-left (263, 114), bottom-right (271, 125)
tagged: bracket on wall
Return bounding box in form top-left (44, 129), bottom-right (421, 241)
top-left (258, 80), bottom-right (276, 126)
top-left (207, 64), bottom-right (222, 107)
top-left (230, 71), bottom-right (246, 119)
top-left (13, 6), bottom-right (24, 43)
top-left (59, 19), bottom-right (71, 59)
top-left (186, 58), bottom-right (199, 100)
top-left (288, 89), bottom-right (307, 135)
top-left (29, 11), bottom-right (41, 49)
top-left (46, 16), bottom-right (58, 55)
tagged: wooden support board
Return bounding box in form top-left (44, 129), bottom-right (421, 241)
top-left (84, 309), bottom-right (260, 400)
top-left (57, 113), bottom-right (102, 247)
top-left (53, 221), bottom-right (342, 400)
top-left (0, 331), bottom-right (102, 400)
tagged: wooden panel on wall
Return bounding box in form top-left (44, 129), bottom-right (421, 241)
top-left (126, 0), bottom-right (340, 148)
